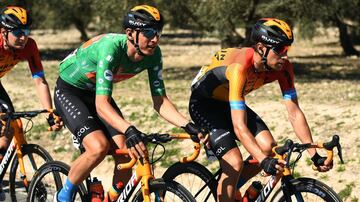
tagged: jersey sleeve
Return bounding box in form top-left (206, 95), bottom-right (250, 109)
top-left (147, 48), bottom-right (166, 96)
top-left (94, 37), bottom-right (117, 96)
top-left (226, 63), bottom-right (247, 110)
top-left (278, 61), bottom-right (297, 100)
top-left (25, 38), bottom-right (44, 78)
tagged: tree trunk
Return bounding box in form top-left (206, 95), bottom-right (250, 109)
top-left (73, 17), bottom-right (89, 41)
top-left (220, 35), bottom-right (244, 48)
top-left (242, 0), bottom-right (259, 46)
top-left (335, 17), bottom-right (359, 56)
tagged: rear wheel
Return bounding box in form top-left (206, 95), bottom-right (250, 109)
top-left (162, 161), bottom-right (217, 201)
top-left (270, 177), bottom-right (342, 202)
top-left (26, 161), bottom-right (87, 202)
top-left (132, 179), bottom-right (196, 202)
top-left (9, 144), bottom-right (53, 201)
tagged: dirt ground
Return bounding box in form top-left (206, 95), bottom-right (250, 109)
top-left (1, 28), bottom-right (359, 201)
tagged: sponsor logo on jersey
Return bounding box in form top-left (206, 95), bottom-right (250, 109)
top-left (157, 69), bottom-right (163, 80)
top-left (106, 55), bottom-right (113, 62)
top-left (153, 80), bottom-right (160, 87)
top-left (104, 70), bottom-right (113, 81)
top-left (99, 60), bottom-right (104, 68)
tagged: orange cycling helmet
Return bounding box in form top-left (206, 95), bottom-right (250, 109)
top-left (0, 6), bottom-right (32, 30)
top-left (123, 5), bottom-right (164, 30)
top-left (251, 18), bottom-right (293, 47)
top-left (123, 5), bottom-right (164, 56)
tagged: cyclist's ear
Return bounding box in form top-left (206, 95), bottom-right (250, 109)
top-left (255, 43), bottom-right (265, 55)
top-left (126, 28), bottom-right (134, 40)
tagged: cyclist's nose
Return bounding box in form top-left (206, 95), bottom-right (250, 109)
top-left (280, 55), bottom-right (288, 60)
top-left (151, 35), bottom-right (160, 43)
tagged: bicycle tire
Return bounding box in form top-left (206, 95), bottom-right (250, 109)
top-left (26, 161), bottom-right (87, 202)
top-left (270, 177), bottom-right (342, 202)
top-left (132, 178), bottom-right (196, 202)
top-left (9, 144), bottom-right (53, 201)
top-left (162, 161), bottom-right (217, 201)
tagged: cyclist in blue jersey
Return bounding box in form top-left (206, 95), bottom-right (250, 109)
top-left (53, 5), bottom-right (202, 202)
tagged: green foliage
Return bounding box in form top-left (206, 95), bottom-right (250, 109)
top-left (338, 182), bottom-right (355, 200)
top-left (71, 150), bottom-right (81, 161)
top-left (2, 0), bottom-right (358, 52)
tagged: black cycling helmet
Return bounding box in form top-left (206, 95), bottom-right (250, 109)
top-left (251, 18), bottom-right (293, 71)
top-left (0, 6), bottom-right (32, 30)
top-left (123, 5), bottom-right (164, 30)
top-left (251, 18), bottom-right (293, 47)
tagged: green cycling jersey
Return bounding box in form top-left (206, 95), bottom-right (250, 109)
top-left (59, 33), bottom-right (166, 96)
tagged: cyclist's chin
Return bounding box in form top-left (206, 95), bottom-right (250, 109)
top-left (271, 63), bottom-right (284, 71)
top-left (141, 47), bottom-right (157, 56)
top-left (10, 43), bottom-right (26, 49)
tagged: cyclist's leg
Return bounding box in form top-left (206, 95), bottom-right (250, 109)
top-left (190, 95), bottom-right (241, 201)
top-left (238, 106), bottom-right (275, 187)
top-left (0, 83), bottom-right (15, 152)
top-left (217, 141), bottom-right (243, 201)
top-left (98, 98), bottom-right (132, 185)
top-left (68, 131), bottom-right (110, 183)
top-left (54, 78), bottom-right (110, 201)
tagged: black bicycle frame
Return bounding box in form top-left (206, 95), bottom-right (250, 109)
top-left (0, 139), bottom-right (16, 182)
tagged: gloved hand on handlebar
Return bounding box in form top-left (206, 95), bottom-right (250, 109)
top-left (311, 153), bottom-right (333, 172)
top-left (181, 122), bottom-right (206, 143)
top-left (260, 157), bottom-right (285, 176)
top-left (47, 110), bottom-right (63, 131)
top-left (124, 126), bottom-right (147, 159)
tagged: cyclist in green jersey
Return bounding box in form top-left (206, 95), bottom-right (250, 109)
top-left (53, 5), bottom-right (202, 202)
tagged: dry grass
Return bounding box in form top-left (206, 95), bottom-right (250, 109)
top-left (1, 28), bottom-right (360, 201)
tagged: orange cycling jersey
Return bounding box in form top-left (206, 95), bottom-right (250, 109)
top-left (191, 47), bottom-right (297, 110)
top-left (0, 37), bottom-right (44, 79)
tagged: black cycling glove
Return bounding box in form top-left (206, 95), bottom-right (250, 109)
top-left (311, 153), bottom-right (326, 167)
top-left (181, 122), bottom-right (201, 143)
top-left (260, 157), bottom-right (278, 175)
top-left (47, 111), bottom-right (61, 127)
top-left (124, 126), bottom-right (145, 148)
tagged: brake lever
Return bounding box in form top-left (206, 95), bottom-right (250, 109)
top-left (336, 142), bottom-right (344, 164)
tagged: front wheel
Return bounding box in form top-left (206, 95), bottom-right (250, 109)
top-left (9, 144), bottom-right (53, 201)
top-left (270, 177), bottom-right (342, 202)
top-left (162, 161), bottom-right (217, 201)
top-left (132, 179), bottom-right (196, 202)
top-left (27, 161), bottom-right (87, 202)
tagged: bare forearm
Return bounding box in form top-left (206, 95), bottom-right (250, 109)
top-left (96, 98), bottom-right (131, 133)
top-left (34, 78), bottom-right (52, 109)
top-left (289, 110), bottom-right (316, 156)
top-left (154, 96), bottom-right (189, 127)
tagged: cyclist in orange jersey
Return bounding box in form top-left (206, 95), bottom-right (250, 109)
top-left (189, 18), bottom-right (333, 201)
top-left (0, 6), bottom-right (62, 200)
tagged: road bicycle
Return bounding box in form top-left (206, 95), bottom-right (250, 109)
top-left (0, 106), bottom-right (55, 201)
top-left (162, 135), bottom-right (344, 202)
top-left (27, 133), bottom-right (200, 202)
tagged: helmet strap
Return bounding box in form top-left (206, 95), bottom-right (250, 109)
top-left (261, 47), bottom-right (272, 71)
top-left (132, 30), bottom-right (145, 56)
top-left (2, 30), bottom-right (15, 52)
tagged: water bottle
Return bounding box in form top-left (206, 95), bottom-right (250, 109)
top-left (204, 146), bottom-right (217, 162)
top-left (106, 181), bottom-right (124, 202)
top-left (244, 181), bottom-right (263, 201)
top-left (89, 177), bottom-right (104, 202)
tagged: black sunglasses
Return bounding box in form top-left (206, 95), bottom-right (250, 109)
top-left (141, 28), bottom-right (162, 39)
top-left (11, 28), bottom-right (31, 37)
